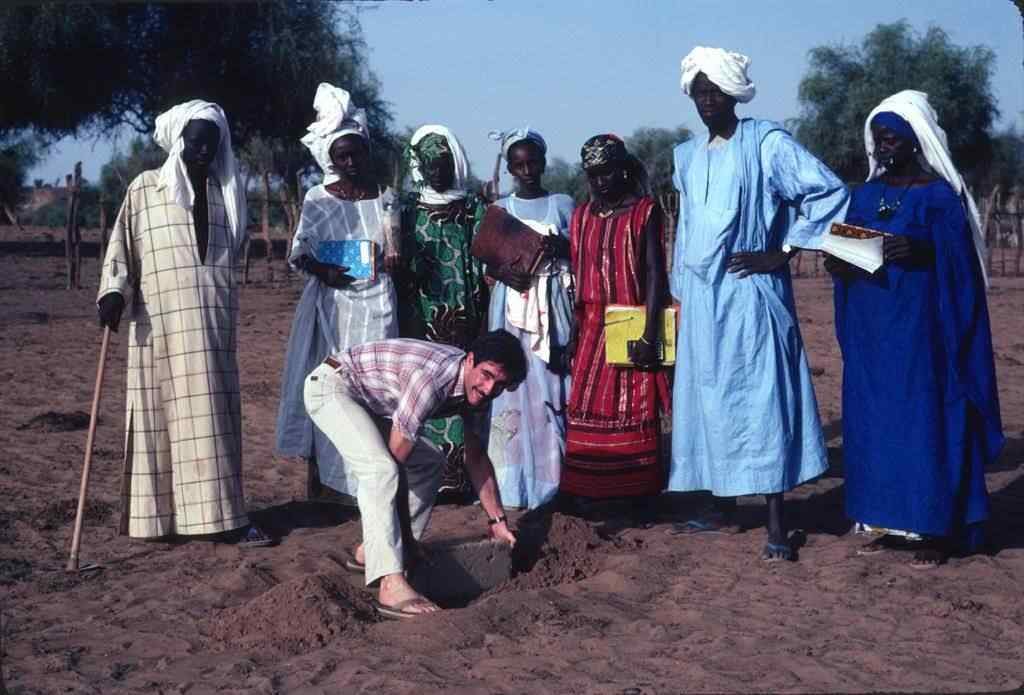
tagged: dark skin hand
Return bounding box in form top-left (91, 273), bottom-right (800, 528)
top-left (181, 119), bottom-right (220, 265)
top-left (294, 255), bottom-right (355, 289)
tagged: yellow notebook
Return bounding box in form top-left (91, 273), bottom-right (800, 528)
top-left (603, 305), bottom-right (677, 366)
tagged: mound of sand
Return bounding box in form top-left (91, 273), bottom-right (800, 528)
top-left (207, 572), bottom-right (376, 654)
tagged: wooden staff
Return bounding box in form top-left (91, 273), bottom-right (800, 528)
top-left (66, 326), bottom-right (112, 572)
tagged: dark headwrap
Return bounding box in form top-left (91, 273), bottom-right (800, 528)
top-left (581, 134), bottom-right (629, 170)
top-left (870, 112), bottom-right (920, 148)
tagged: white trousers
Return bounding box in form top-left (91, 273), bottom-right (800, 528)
top-left (303, 362), bottom-right (446, 585)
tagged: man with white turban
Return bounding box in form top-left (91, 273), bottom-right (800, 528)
top-left (98, 100), bottom-right (272, 546)
top-left (667, 47), bottom-right (849, 561)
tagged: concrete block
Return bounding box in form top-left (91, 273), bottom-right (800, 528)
top-left (409, 536), bottom-right (511, 604)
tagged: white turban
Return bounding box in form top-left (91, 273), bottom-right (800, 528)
top-left (300, 83), bottom-right (370, 185)
top-left (409, 125), bottom-right (472, 205)
top-left (488, 126), bottom-right (547, 160)
top-left (154, 99), bottom-right (247, 246)
top-left (680, 46), bottom-right (756, 103)
top-left (864, 90), bottom-right (989, 286)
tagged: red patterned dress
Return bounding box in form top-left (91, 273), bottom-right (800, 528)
top-left (563, 196), bottom-right (672, 498)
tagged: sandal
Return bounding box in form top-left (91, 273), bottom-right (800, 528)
top-left (909, 545), bottom-right (948, 570)
top-left (372, 597), bottom-right (440, 620)
top-left (344, 547), bottom-right (366, 574)
top-left (238, 525), bottom-right (276, 549)
top-left (761, 541), bottom-right (794, 563)
top-left (665, 515), bottom-right (733, 536)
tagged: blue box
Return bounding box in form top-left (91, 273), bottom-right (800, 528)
top-left (317, 239), bottom-right (376, 280)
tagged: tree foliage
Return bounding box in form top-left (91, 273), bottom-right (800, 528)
top-left (0, 135), bottom-right (40, 219)
top-left (1, 1), bottom-right (398, 224)
top-left (792, 22), bottom-right (998, 183)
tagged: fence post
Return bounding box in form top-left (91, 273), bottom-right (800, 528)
top-left (64, 162), bottom-right (83, 289)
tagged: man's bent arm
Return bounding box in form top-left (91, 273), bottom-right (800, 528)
top-left (463, 420), bottom-right (505, 521)
top-left (387, 426), bottom-right (417, 465)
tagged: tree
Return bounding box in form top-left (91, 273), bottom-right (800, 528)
top-left (544, 157), bottom-right (587, 203)
top-left (0, 134), bottom-right (40, 226)
top-left (0, 3), bottom-right (397, 194)
top-left (98, 137), bottom-right (166, 206)
top-left (626, 126), bottom-right (691, 195)
top-left (792, 22), bottom-right (998, 183)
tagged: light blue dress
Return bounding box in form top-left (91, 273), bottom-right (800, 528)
top-left (486, 193), bottom-right (575, 509)
top-left (668, 119), bottom-right (849, 496)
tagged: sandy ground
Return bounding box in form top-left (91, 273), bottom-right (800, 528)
top-left (1, 229), bottom-right (1023, 694)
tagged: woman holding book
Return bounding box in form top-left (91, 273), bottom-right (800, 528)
top-left (397, 125), bottom-right (489, 501)
top-left (275, 83), bottom-right (400, 499)
top-left (826, 90), bottom-right (1003, 567)
top-left (483, 128), bottom-right (574, 509)
top-left (561, 134), bottom-right (671, 507)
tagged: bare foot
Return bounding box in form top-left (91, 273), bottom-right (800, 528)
top-left (377, 573), bottom-right (439, 617)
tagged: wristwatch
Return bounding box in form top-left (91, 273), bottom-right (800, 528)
top-left (487, 514), bottom-right (508, 526)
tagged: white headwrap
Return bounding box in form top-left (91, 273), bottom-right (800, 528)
top-left (864, 90), bottom-right (989, 286)
top-left (154, 99), bottom-right (246, 245)
top-left (680, 46), bottom-right (756, 103)
top-left (300, 83), bottom-right (370, 185)
top-left (409, 125), bottom-right (471, 205)
top-left (487, 127), bottom-right (547, 160)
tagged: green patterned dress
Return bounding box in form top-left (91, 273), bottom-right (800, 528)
top-left (398, 194), bottom-right (489, 497)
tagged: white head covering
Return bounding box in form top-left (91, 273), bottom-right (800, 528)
top-left (154, 99), bottom-right (246, 244)
top-left (680, 46), bottom-right (756, 103)
top-left (409, 125), bottom-right (471, 205)
top-left (300, 83), bottom-right (370, 185)
top-left (488, 126), bottom-right (547, 160)
top-left (864, 90), bottom-right (989, 285)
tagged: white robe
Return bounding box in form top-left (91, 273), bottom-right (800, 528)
top-left (274, 186), bottom-right (399, 494)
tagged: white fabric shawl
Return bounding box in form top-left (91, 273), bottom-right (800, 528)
top-left (409, 125), bottom-right (471, 205)
top-left (680, 46), bottom-right (756, 103)
top-left (153, 100), bottom-right (247, 246)
top-left (300, 83), bottom-right (370, 185)
top-left (488, 126), bottom-right (548, 160)
top-left (864, 90), bottom-right (989, 286)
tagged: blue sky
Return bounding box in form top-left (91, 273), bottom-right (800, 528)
top-left (31, 0), bottom-right (1023, 185)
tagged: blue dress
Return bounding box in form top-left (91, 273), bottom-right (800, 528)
top-left (668, 119), bottom-right (849, 496)
top-left (835, 180), bottom-right (1003, 548)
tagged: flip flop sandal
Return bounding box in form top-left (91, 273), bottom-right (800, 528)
top-left (372, 597), bottom-right (439, 620)
top-left (909, 548), bottom-right (947, 570)
top-left (665, 518), bottom-right (731, 536)
top-left (344, 548), bottom-right (366, 574)
top-left (238, 526), bottom-right (276, 549)
top-left (761, 542), bottom-right (794, 563)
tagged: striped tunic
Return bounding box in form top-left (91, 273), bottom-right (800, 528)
top-left (98, 169), bottom-right (248, 537)
top-left (563, 197), bottom-right (671, 498)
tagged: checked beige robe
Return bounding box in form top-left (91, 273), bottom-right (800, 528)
top-left (99, 169), bottom-right (248, 538)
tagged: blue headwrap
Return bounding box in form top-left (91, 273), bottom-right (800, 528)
top-left (870, 112), bottom-right (919, 148)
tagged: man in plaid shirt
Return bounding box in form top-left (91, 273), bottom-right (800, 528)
top-left (304, 329), bottom-right (526, 618)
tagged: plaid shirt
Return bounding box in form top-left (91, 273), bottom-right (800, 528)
top-left (331, 339), bottom-right (467, 441)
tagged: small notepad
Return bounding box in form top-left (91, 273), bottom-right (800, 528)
top-left (603, 305), bottom-right (677, 366)
top-left (317, 240), bottom-right (377, 281)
